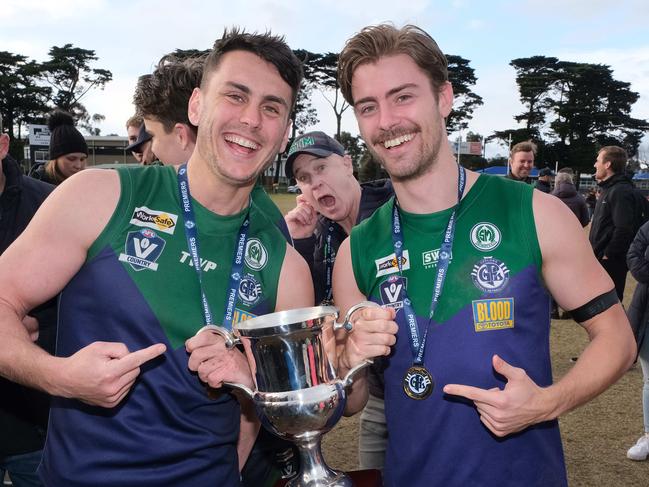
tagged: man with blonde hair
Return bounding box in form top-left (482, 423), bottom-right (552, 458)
top-left (507, 140), bottom-right (536, 183)
top-left (333, 23), bottom-right (635, 487)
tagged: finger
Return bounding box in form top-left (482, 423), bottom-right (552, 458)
top-left (443, 383), bottom-right (497, 404)
top-left (94, 341), bottom-right (131, 359)
top-left (186, 330), bottom-right (225, 353)
top-left (356, 306), bottom-right (396, 322)
top-left (113, 343), bottom-right (166, 374)
top-left (296, 194), bottom-right (308, 205)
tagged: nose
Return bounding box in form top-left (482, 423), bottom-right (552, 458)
top-left (240, 103), bottom-right (261, 129)
top-left (377, 105), bottom-right (399, 132)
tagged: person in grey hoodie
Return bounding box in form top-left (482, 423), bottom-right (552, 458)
top-left (552, 172), bottom-right (589, 227)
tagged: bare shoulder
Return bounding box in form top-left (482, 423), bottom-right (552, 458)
top-left (277, 244), bottom-right (314, 310)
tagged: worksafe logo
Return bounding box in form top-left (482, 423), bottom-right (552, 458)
top-left (375, 250), bottom-right (410, 277)
top-left (472, 298), bottom-right (514, 332)
top-left (470, 222), bottom-right (501, 251)
top-left (130, 206), bottom-right (178, 235)
top-left (119, 229), bottom-right (166, 271)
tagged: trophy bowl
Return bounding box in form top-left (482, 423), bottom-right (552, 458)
top-left (217, 304), bottom-right (374, 487)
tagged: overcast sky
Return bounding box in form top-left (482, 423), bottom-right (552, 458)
top-left (2, 0), bottom-right (648, 159)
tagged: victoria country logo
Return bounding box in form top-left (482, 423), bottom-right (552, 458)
top-left (375, 250), bottom-right (410, 277)
top-left (471, 256), bottom-right (510, 293)
top-left (129, 206), bottom-right (178, 235)
top-left (245, 238), bottom-right (268, 270)
top-left (379, 276), bottom-right (407, 309)
top-left (238, 274), bottom-right (263, 305)
top-left (118, 229), bottom-right (166, 271)
top-left (470, 222), bottom-right (501, 251)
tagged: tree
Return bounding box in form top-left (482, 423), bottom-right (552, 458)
top-left (338, 131), bottom-right (365, 172)
top-left (510, 56), bottom-right (560, 131)
top-left (41, 44), bottom-right (112, 132)
top-left (309, 52), bottom-right (350, 139)
top-left (446, 55), bottom-right (483, 133)
top-left (0, 51), bottom-right (51, 159)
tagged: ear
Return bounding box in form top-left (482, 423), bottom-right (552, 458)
top-left (187, 87), bottom-right (202, 126)
top-left (0, 134), bottom-right (9, 160)
top-left (174, 123), bottom-right (191, 150)
top-left (279, 119), bottom-right (292, 153)
top-left (437, 81), bottom-right (454, 118)
top-left (342, 154), bottom-right (354, 174)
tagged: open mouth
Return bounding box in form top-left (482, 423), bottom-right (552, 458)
top-left (318, 195), bottom-right (336, 208)
top-left (224, 134), bottom-right (260, 154)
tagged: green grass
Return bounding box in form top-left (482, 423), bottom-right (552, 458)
top-left (270, 193), bottom-right (298, 215)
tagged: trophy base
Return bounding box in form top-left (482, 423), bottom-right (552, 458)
top-left (286, 469), bottom-right (352, 487)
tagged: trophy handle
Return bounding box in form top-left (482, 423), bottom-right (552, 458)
top-left (341, 359), bottom-right (373, 388)
top-left (333, 300), bottom-right (380, 332)
top-left (223, 381), bottom-right (255, 399)
top-left (196, 324), bottom-right (241, 349)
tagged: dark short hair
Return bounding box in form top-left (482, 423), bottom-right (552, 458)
top-left (201, 27), bottom-right (303, 110)
top-left (133, 55), bottom-right (204, 136)
top-left (599, 146), bottom-right (628, 174)
top-left (510, 140), bottom-right (537, 158)
top-left (338, 23), bottom-right (448, 105)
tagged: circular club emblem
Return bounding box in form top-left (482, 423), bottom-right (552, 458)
top-left (238, 274), bottom-right (262, 305)
top-left (470, 222), bottom-right (501, 251)
top-left (403, 366), bottom-right (434, 400)
top-left (471, 257), bottom-right (510, 293)
top-left (245, 238), bottom-right (268, 270)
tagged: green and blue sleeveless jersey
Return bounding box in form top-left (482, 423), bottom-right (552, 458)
top-left (40, 165), bottom-right (286, 486)
top-left (351, 174), bottom-right (567, 487)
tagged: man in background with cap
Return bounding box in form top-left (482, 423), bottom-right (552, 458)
top-left (0, 114), bottom-right (55, 486)
top-left (284, 130), bottom-right (393, 470)
top-left (125, 115), bottom-right (156, 165)
top-left (535, 168), bottom-right (553, 193)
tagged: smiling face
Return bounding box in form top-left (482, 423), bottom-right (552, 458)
top-left (188, 50), bottom-right (292, 187)
top-left (594, 150), bottom-right (613, 182)
top-left (509, 151), bottom-right (534, 180)
top-left (351, 54), bottom-right (453, 183)
top-left (293, 152), bottom-right (357, 222)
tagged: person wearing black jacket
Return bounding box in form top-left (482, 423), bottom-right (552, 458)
top-left (625, 220), bottom-right (649, 460)
top-left (0, 120), bottom-right (55, 486)
top-left (284, 131), bottom-right (393, 471)
top-left (552, 172), bottom-right (589, 227)
top-left (589, 146), bottom-right (637, 300)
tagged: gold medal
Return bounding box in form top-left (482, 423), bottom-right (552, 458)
top-left (403, 365), bottom-right (434, 400)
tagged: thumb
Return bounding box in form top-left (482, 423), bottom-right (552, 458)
top-left (492, 354), bottom-right (517, 379)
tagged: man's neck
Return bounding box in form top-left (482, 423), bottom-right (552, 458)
top-left (185, 158), bottom-right (254, 216)
top-left (391, 153), bottom-right (476, 214)
top-left (338, 181), bottom-right (362, 234)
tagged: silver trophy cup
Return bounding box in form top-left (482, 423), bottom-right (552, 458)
top-left (205, 303), bottom-right (375, 487)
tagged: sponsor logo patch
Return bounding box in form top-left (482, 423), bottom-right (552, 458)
top-left (245, 238), bottom-right (268, 270)
top-left (379, 275), bottom-right (407, 309)
top-left (422, 248), bottom-right (453, 269)
top-left (178, 251), bottom-right (217, 272)
top-left (118, 229), bottom-right (166, 271)
top-left (471, 256), bottom-right (510, 293)
top-left (472, 297), bottom-right (514, 332)
top-left (233, 308), bottom-right (256, 324)
top-left (130, 206), bottom-right (178, 235)
top-left (375, 250), bottom-right (410, 277)
top-left (238, 274), bottom-right (263, 306)
top-left (470, 222), bottom-right (501, 251)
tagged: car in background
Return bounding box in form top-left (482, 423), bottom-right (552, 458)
top-left (287, 184), bottom-right (301, 194)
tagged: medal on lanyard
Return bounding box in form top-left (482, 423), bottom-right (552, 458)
top-left (177, 164), bottom-right (250, 332)
top-left (392, 165), bottom-right (466, 400)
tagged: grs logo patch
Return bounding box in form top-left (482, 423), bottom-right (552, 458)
top-left (472, 297), bottom-right (514, 332)
top-left (118, 229), bottom-right (166, 271)
top-left (422, 248), bottom-right (453, 269)
top-left (238, 274), bottom-right (263, 306)
top-left (471, 256), bottom-right (510, 293)
top-left (130, 206), bottom-right (178, 235)
top-left (375, 250), bottom-right (410, 277)
top-left (379, 275), bottom-right (407, 309)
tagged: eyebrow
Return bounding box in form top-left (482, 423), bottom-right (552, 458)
top-left (354, 83), bottom-right (419, 106)
top-left (226, 81), bottom-right (289, 110)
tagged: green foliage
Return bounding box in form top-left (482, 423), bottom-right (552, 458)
top-left (446, 55), bottom-right (483, 132)
top-left (338, 131), bottom-right (365, 170)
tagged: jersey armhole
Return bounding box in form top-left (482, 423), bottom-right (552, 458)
top-left (86, 169), bottom-right (133, 262)
top-left (524, 186), bottom-right (543, 275)
top-left (350, 227), bottom-right (368, 296)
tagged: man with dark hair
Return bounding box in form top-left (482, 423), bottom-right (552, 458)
top-left (507, 141), bottom-right (536, 183)
top-left (0, 114), bottom-right (55, 486)
top-left (333, 23), bottom-right (635, 487)
top-left (535, 168), bottom-right (553, 193)
top-left (0, 29), bottom-right (312, 487)
top-left (590, 145), bottom-right (637, 300)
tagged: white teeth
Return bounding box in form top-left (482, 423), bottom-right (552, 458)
top-left (383, 133), bottom-right (414, 149)
top-left (224, 135), bottom-right (259, 150)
